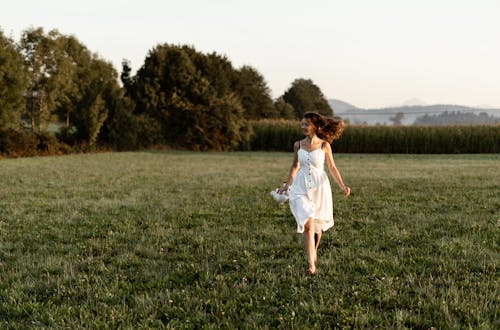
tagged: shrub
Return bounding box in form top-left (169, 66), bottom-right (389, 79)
top-left (0, 129), bottom-right (74, 157)
top-left (36, 131), bottom-right (71, 155)
top-left (0, 129), bottom-right (38, 157)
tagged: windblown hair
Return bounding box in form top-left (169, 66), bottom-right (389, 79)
top-left (304, 112), bottom-right (345, 143)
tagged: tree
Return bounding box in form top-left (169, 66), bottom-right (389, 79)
top-left (19, 27), bottom-right (75, 132)
top-left (16, 30), bottom-right (129, 147)
top-left (99, 93), bottom-right (139, 150)
top-left (190, 50), bottom-right (236, 98)
top-left (232, 65), bottom-right (277, 119)
top-left (389, 112), bottom-right (404, 126)
top-left (54, 34), bottom-right (93, 130)
top-left (131, 46), bottom-right (201, 133)
top-left (129, 44), bottom-right (251, 150)
top-left (96, 59), bottom-right (140, 150)
top-left (69, 56), bottom-right (123, 146)
top-left (273, 97), bottom-right (296, 119)
top-left (282, 78), bottom-right (332, 119)
top-left (0, 30), bottom-right (28, 130)
top-left (121, 59), bottom-right (134, 94)
top-left (413, 111), bottom-right (500, 126)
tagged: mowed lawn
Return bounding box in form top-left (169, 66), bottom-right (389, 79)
top-left (0, 152), bottom-right (498, 328)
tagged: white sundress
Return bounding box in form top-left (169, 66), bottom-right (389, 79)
top-left (289, 143), bottom-right (334, 234)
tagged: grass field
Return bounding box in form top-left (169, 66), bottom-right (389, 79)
top-left (0, 152), bottom-right (498, 328)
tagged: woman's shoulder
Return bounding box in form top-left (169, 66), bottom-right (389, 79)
top-left (295, 139), bottom-right (306, 147)
top-left (293, 140), bottom-right (301, 150)
top-left (321, 140), bottom-right (332, 151)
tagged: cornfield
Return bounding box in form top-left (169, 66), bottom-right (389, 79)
top-left (249, 120), bottom-right (500, 153)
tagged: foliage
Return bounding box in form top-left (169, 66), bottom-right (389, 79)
top-left (16, 28), bottom-right (126, 147)
top-left (0, 129), bottom-right (38, 157)
top-left (129, 44), bottom-right (251, 150)
top-left (389, 112), bottom-right (404, 126)
top-left (0, 128), bottom-right (69, 157)
top-left (282, 78), bottom-right (333, 119)
top-left (414, 111), bottom-right (500, 125)
top-left (19, 28), bottom-right (76, 132)
top-left (69, 57), bottom-right (122, 146)
top-left (98, 95), bottom-right (140, 150)
top-left (120, 59), bottom-right (134, 93)
top-left (232, 65), bottom-right (277, 119)
top-left (0, 152), bottom-right (497, 328)
top-left (249, 120), bottom-right (500, 153)
top-left (3, 26), bottom-right (498, 155)
top-left (53, 34), bottom-right (94, 130)
top-left (274, 97), bottom-right (296, 120)
top-left (0, 30), bottom-right (28, 130)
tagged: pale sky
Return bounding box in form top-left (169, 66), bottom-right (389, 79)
top-left (2, 0), bottom-right (499, 109)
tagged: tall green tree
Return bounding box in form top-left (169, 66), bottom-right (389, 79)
top-left (54, 34), bottom-right (92, 130)
top-left (274, 97), bottom-right (296, 119)
top-left (232, 65), bottom-right (277, 119)
top-left (17, 29), bottom-right (129, 147)
top-left (130, 44), bottom-right (250, 150)
top-left (120, 59), bottom-right (134, 94)
top-left (99, 93), bottom-right (139, 150)
top-left (19, 27), bottom-right (74, 132)
top-left (0, 30), bottom-right (28, 129)
top-left (132, 46), bottom-right (200, 132)
top-left (282, 78), bottom-right (332, 119)
top-left (190, 51), bottom-right (236, 98)
top-left (70, 56), bottom-right (124, 146)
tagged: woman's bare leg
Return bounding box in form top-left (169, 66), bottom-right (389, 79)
top-left (314, 231), bottom-right (322, 263)
top-left (303, 218), bottom-right (316, 274)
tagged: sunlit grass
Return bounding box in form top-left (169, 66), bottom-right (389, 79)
top-left (0, 152), bottom-right (498, 328)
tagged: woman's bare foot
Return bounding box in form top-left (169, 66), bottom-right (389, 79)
top-left (306, 267), bottom-right (316, 276)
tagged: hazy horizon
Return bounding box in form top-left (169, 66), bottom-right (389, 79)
top-left (2, 0), bottom-right (499, 109)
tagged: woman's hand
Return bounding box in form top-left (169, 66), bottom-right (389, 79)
top-left (343, 186), bottom-right (351, 197)
top-left (277, 183), bottom-right (290, 194)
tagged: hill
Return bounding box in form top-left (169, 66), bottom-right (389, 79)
top-left (328, 99), bottom-right (500, 125)
top-left (328, 99), bottom-right (360, 113)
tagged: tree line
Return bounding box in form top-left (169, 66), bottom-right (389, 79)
top-left (0, 27), bottom-right (332, 155)
top-left (414, 111), bottom-right (500, 126)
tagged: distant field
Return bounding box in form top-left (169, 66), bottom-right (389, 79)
top-left (0, 152), bottom-right (498, 328)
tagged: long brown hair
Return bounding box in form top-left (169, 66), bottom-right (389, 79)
top-left (304, 112), bottom-right (345, 143)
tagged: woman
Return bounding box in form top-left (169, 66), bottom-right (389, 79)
top-left (278, 112), bottom-right (350, 275)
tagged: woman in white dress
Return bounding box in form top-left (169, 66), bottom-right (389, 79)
top-left (278, 112), bottom-right (350, 275)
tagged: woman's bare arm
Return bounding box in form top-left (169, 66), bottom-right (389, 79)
top-left (324, 143), bottom-right (350, 197)
top-left (278, 141), bottom-right (300, 193)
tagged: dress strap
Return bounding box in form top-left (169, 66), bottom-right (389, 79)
top-left (298, 140), bottom-right (301, 149)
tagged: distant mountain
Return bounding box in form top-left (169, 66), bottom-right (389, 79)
top-left (328, 98), bottom-right (500, 125)
top-left (476, 104), bottom-right (497, 109)
top-left (328, 99), bottom-right (360, 113)
top-left (392, 98), bottom-right (427, 107)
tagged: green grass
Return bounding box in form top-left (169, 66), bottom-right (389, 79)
top-left (0, 152), bottom-right (498, 329)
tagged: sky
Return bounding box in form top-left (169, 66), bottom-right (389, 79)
top-left (2, 0), bottom-right (500, 109)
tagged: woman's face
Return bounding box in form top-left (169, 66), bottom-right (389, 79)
top-left (301, 118), bottom-right (316, 136)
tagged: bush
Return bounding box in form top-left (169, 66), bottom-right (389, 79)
top-left (0, 129), bottom-right (38, 157)
top-left (0, 129), bottom-right (73, 157)
top-left (36, 131), bottom-right (71, 155)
